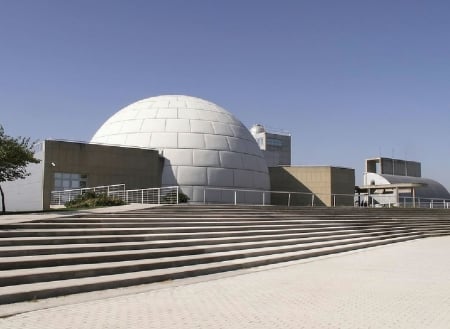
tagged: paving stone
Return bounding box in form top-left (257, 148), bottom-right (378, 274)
top-left (1, 236), bottom-right (449, 329)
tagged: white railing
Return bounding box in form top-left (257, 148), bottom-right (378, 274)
top-left (356, 193), bottom-right (450, 209)
top-left (50, 184), bottom-right (126, 206)
top-left (399, 197), bottom-right (450, 209)
top-left (202, 187), bottom-right (356, 207)
top-left (51, 184), bottom-right (449, 209)
top-left (126, 186), bottom-right (179, 205)
top-left (50, 185), bottom-right (179, 206)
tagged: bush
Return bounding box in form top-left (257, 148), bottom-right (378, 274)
top-left (64, 191), bottom-right (125, 209)
top-left (161, 190), bottom-right (190, 203)
top-left (178, 191), bottom-right (190, 203)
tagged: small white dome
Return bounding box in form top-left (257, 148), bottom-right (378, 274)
top-left (250, 124), bottom-right (265, 135)
top-left (91, 95), bottom-right (270, 202)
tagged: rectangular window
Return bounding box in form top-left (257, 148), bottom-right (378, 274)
top-left (266, 138), bottom-right (283, 147)
top-left (53, 172), bottom-right (88, 191)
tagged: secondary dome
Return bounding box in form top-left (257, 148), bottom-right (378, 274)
top-left (91, 95), bottom-right (270, 202)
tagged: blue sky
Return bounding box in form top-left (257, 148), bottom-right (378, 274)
top-left (1, 0), bottom-right (450, 188)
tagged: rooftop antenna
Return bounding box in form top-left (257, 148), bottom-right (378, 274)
top-left (392, 148), bottom-right (395, 175)
top-left (405, 150), bottom-right (408, 176)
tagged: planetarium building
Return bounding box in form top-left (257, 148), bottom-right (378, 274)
top-left (91, 95), bottom-right (270, 203)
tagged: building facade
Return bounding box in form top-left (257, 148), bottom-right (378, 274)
top-left (2, 140), bottom-right (162, 211)
top-left (269, 166), bottom-right (355, 206)
top-left (360, 157), bottom-right (450, 206)
top-left (250, 124), bottom-right (291, 167)
top-left (91, 95), bottom-right (271, 203)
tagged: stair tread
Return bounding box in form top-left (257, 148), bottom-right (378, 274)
top-left (0, 233), bottom-right (423, 278)
top-left (0, 229), bottom-right (422, 253)
top-left (0, 235), bottom-right (421, 300)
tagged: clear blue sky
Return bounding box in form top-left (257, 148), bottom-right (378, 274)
top-left (1, 0), bottom-right (450, 189)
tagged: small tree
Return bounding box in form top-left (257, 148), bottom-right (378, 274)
top-left (0, 125), bottom-right (40, 213)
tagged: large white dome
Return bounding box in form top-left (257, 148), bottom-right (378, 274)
top-left (91, 95), bottom-right (270, 202)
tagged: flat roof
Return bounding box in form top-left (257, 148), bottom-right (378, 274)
top-left (357, 182), bottom-right (425, 192)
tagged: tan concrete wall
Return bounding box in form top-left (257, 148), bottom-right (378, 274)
top-left (42, 140), bottom-right (163, 209)
top-left (269, 166), bottom-right (355, 206)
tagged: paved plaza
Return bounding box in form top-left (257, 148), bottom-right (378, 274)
top-left (1, 235), bottom-right (449, 329)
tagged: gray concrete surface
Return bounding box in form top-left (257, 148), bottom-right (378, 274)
top-left (1, 235), bottom-right (449, 329)
top-left (0, 204), bottom-right (159, 224)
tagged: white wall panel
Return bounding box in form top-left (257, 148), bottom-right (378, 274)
top-left (135, 108), bottom-right (158, 119)
top-left (178, 133), bottom-right (205, 149)
top-left (151, 132), bottom-right (177, 148)
top-left (125, 133), bottom-right (151, 148)
top-left (106, 134), bottom-right (127, 145)
top-left (207, 168), bottom-right (234, 187)
top-left (233, 169), bottom-right (254, 188)
top-left (226, 137), bottom-right (248, 153)
top-left (177, 166), bottom-right (207, 185)
top-left (163, 149), bottom-right (193, 166)
top-left (219, 151), bottom-right (243, 169)
top-left (141, 119), bottom-right (165, 132)
top-left (156, 108), bottom-right (177, 119)
top-left (212, 122), bottom-right (234, 136)
top-left (190, 120), bottom-right (214, 134)
top-left (204, 134), bottom-right (229, 150)
top-left (193, 149), bottom-right (220, 167)
top-left (120, 120), bottom-right (143, 133)
top-left (166, 119), bottom-right (190, 133)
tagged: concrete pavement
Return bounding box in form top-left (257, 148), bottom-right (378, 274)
top-left (0, 203), bottom-right (158, 224)
top-left (1, 235), bottom-right (449, 329)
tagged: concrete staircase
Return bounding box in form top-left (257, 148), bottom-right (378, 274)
top-left (0, 205), bottom-right (449, 304)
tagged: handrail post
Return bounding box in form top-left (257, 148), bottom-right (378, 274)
top-left (203, 188), bottom-right (206, 204)
top-left (333, 194), bottom-right (336, 207)
top-left (234, 190), bottom-right (237, 205)
top-left (311, 194), bottom-right (315, 207)
top-left (262, 192), bottom-right (265, 206)
top-left (288, 193), bottom-right (291, 207)
top-left (176, 187), bottom-right (179, 205)
top-left (157, 188), bottom-right (160, 205)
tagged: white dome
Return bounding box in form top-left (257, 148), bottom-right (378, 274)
top-left (250, 124), bottom-right (265, 134)
top-left (91, 95), bottom-right (270, 202)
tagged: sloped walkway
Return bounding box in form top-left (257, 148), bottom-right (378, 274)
top-left (0, 203), bottom-right (158, 224)
top-left (1, 235), bottom-right (449, 329)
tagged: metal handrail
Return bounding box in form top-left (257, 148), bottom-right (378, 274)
top-left (50, 185), bottom-right (179, 206)
top-left (202, 187), bottom-right (356, 207)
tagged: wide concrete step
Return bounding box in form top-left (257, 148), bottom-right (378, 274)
top-left (1, 204), bottom-right (449, 306)
top-left (3, 220), bottom-right (448, 238)
top-left (0, 235), bottom-right (424, 305)
top-left (0, 224), bottom-right (430, 246)
top-left (0, 227), bottom-right (435, 258)
top-left (0, 224), bottom-right (377, 237)
top-left (0, 230), bottom-right (428, 271)
top-left (4, 218), bottom-right (450, 229)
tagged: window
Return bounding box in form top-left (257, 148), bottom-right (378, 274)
top-left (266, 138), bottom-right (283, 147)
top-left (54, 172), bottom-right (87, 191)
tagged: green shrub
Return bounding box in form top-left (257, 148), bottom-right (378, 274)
top-left (178, 191), bottom-right (190, 203)
top-left (161, 190), bottom-right (190, 203)
top-left (64, 191), bottom-right (125, 209)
